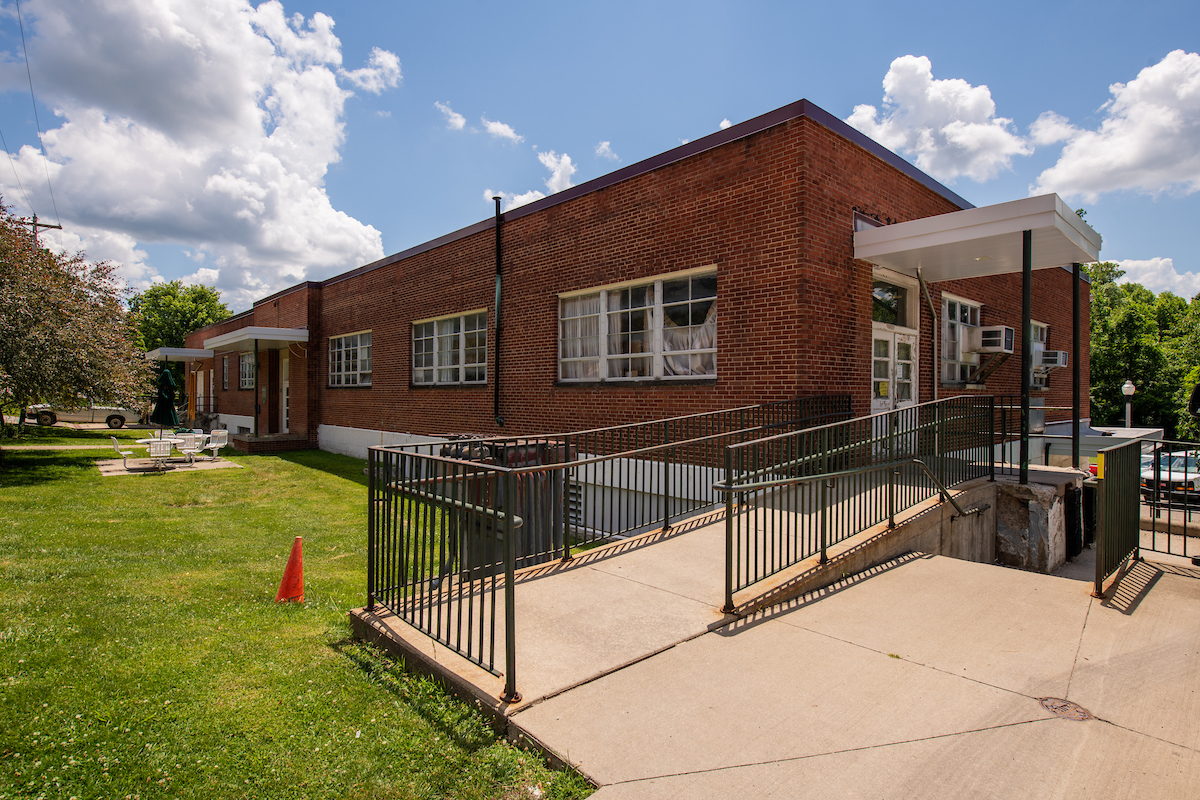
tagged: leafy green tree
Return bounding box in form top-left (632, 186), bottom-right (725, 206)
top-left (128, 280), bottom-right (229, 352)
top-left (0, 202), bottom-right (153, 437)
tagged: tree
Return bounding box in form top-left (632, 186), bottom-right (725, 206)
top-left (0, 202), bottom-right (153, 436)
top-left (128, 280), bottom-right (230, 352)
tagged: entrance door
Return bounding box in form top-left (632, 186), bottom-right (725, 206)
top-left (871, 328), bottom-right (917, 414)
top-left (280, 355), bottom-right (290, 434)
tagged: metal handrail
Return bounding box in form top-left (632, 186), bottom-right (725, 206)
top-left (714, 457), bottom-right (987, 520)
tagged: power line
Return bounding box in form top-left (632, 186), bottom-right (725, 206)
top-left (14, 0), bottom-right (61, 247)
top-left (0, 126), bottom-right (35, 213)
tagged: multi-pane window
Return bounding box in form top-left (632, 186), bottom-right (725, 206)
top-left (412, 312), bottom-right (486, 385)
top-left (222, 356), bottom-right (228, 390)
top-left (942, 297), bottom-right (981, 384)
top-left (1031, 322), bottom-right (1049, 388)
top-left (329, 331), bottom-right (372, 386)
top-left (239, 352), bottom-right (255, 389)
top-left (559, 270), bottom-right (717, 381)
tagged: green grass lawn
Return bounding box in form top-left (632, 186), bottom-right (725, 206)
top-left (1, 425), bottom-right (150, 446)
top-left (0, 447), bottom-right (592, 800)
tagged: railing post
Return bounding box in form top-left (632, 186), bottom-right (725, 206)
top-left (367, 447), bottom-right (377, 612)
top-left (722, 446), bottom-right (735, 614)
top-left (819, 478), bottom-right (830, 564)
top-left (888, 411), bottom-right (896, 528)
top-left (989, 396), bottom-right (996, 482)
top-left (662, 419), bottom-right (672, 531)
top-left (501, 470), bottom-right (521, 704)
top-left (1092, 471), bottom-right (1106, 599)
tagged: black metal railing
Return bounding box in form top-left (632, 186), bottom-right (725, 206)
top-left (193, 397), bottom-right (219, 414)
top-left (718, 397), bottom-right (995, 609)
top-left (366, 395), bottom-right (851, 701)
top-left (1137, 439), bottom-right (1200, 563)
top-left (992, 398), bottom-right (1076, 473)
top-left (1093, 438), bottom-right (1142, 596)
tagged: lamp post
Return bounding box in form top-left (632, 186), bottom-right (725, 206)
top-left (1122, 380), bottom-right (1136, 428)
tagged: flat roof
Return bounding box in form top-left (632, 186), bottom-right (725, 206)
top-left (146, 347), bottom-right (214, 361)
top-left (853, 194), bottom-right (1101, 281)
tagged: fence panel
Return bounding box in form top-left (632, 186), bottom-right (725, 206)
top-left (722, 396), bottom-right (994, 608)
top-left (1093, 439), bottom-right (1142, 596)
top-left (1132, 439), bottom-right (1200, 563)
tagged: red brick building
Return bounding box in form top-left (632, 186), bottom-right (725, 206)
top-left (182, 99), bottom-right (1099, 456)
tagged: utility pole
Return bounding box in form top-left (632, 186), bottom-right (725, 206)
top-left (15, 213), bottom-right (62, 244)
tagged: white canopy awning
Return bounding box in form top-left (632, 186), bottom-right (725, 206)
top-left (854, 194), bottom-right (1101, 281)
top-left (146, 347), bottom-right (214, 361)
top-left (203, 326), bottom-right (309, 352)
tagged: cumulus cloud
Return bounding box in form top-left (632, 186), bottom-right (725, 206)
top-left (1118, 257), bottom-right (1200, 297)
top-left (339, 46), bottom-right (401, 93)
top-left (1032, 50), bottom-right (1200, 202)
top-left (719, 118), bottom-right (732, 130)
top-left (1029, 111), bottom-right (1078, 146)
top-left (486, 148), bottom-right (577, 211)
top-left (0, 0), bottom-right (399, 310)
top-left (434, 100), bottom-right (465, 130)
top-left (846, 55), bottom-right (1032, 183)
top-left (538, 151), bottom-right (576, 193)
top-left (481, 115), bottom-right (524, 143)
top-left (595, 140), bottom-right (619, 161)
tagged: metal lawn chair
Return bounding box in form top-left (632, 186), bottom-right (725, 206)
top-left (110, 436), bottom-right (134, 469)
top-left (175, 432), bottom-right (203, 464)
top-left (204, 429), bottom-right (229, 461)
top-left (147, 439), bottom-right (173, 470)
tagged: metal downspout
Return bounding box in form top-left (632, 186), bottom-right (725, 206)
top-left (1072, 262), bottom-right (1081, 469)
top-left (492, 197), bottom-right (505, 426)
top-left (1020, 230), bottom-right (1032, 485)
top-left (917, 267), bottom-right (937, 402)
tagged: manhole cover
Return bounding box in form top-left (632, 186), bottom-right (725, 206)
top-left (1039, 697), bottom-right (1092, 721)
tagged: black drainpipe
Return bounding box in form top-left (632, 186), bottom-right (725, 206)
top-left (492, 196), bottom-right (505, 426)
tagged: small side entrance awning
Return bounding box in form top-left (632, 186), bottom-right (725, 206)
top-left (853, 193), bottom-right (1100, 279)
top-left (146, 347), bottom-right (214, 361)
top-left (202, 326), bottom-right (309, 351)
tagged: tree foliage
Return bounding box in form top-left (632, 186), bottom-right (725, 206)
top-left (1085, 261), bottom-right (1200, 439)
top-left (0, 202), bottom-right (153, 435)
top-left (128, 280), bottom-right (230, 352)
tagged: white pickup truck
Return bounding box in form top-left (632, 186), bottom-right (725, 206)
top-left (26, 401), bottom-right (147, 429)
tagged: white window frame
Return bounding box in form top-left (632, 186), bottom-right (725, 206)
top-left (222, 356), bottom-right (228, 390)
top-left (329, 330), bottom-right (373, 387)
top-left (412, 311), bottom-right (487, 385)
top-left (1031, 321), bottom-right (1049, 389)
top-left (871, 268), bottom-right (919, 333)
top-left (941, 294), bottom-right (981, 385)
top-left (238, 352), bottom-right (255, 390)
top-left (558, 266), bottom-right (717, 382)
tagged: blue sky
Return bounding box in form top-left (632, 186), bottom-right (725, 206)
top-left (1, 0), bottom-right (1198, 311)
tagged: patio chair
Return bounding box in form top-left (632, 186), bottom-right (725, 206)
top-left (204, 429), bottom-right (229, 461)
top-left (147, 439), bottom-right (173, 470)
top-left (175, 432), bottom-right (203, 465)
top-left (110, 436), bottom-right (134, 469)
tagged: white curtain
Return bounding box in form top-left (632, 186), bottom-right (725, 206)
top-left (663, 301), bottom-right (717, 376)
top-left (560, 294), bottom-right (601, 378)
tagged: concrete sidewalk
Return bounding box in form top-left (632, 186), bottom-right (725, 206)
top-left (512, 552), bottom-right (1200, 798)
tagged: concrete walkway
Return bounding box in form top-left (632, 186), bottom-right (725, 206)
top-left (508, 550), bottom-right (1200, 798)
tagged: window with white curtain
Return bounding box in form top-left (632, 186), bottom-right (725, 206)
top-left (559, 270), bottom-right (717, 381)
top-left (239, 352), bottom-right (255, 389)
top-left (412, 312), bottom-right (486, 385)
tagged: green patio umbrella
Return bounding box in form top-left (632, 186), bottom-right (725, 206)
top-left (148, 367), bottom-right (179, 437)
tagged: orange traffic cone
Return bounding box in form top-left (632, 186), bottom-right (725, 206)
top-left (275, 536), bottom-right (304, 603)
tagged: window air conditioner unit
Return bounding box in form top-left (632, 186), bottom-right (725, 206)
top-left (1040, 350), bottom-right (1068, 369)
top-left (964, 325), bottom-right (1015, 354)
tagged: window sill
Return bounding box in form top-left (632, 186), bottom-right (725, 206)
top-left (555, 377), bottom-right (718, 387)
top-left (326, 384), bottom-right (374, 389)
top-left (409, 382), bottom-right (489, 390)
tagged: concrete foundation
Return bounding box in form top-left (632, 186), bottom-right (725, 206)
top-left (995, 468), bottom-right (1084, 573)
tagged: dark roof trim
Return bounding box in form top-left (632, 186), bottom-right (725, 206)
top-left (253, 280), bottom-right (321, 308)
top-left (323, 98), bottom-right (974, 289)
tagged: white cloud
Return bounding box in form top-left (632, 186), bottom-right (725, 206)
top-left (481, 115), bottom-right (523, 143)
top-left (719, 118), bottom-right (732, 130)
top-left (1118, 257), bottom-right (1200, 297)
top-left (485, 148), bottom-right (577, 212)
top-left (0, 0), bottom-right (399, 310)
top-left (595, 140), bottom-right (619, 161)
top-left (485, 187), bottom-right (544, 212)
top-left (434, 101), bottom-right (465, 130)
top-left (1032, 50), bottom-right (1200, 202)
top-left (538, 151), bottom-right (576, 194)
top-left (846, 55), bottom-right (1031, 183)
top-left (1029, 111), bottom-right (1078, 146)
top-left (339, 46), bottom-right (401, 94)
